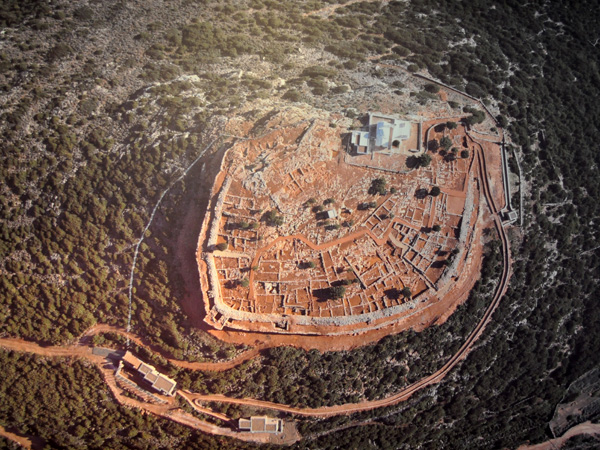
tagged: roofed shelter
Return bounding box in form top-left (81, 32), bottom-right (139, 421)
top-left (121, 351), bottom-right (177, 396)
top-left (238, 416), bottom-right (283, 434)
top-left (351, 112), bottom-right (411, 155)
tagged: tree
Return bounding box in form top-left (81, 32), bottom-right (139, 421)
top-left (432, 224), bottom-right (441, 232)
top-left (461, 149), bottom-right (470, 159)
top-left (497, 115), bottom-right (508, 128)
top-left (324, 198), bottom-right (335, 205)
top-left (369, 177), bottom-right (387, 195)
top-left (401, 287), bottom-right (412, 299)
top-left (446, 121), bottom-right (458, 130)
top-left (215, 242), bottom-right (228, 251)
top-left (430, 186), bottom-right (441, 196)
top-left (329, 285), bottom-right (346, 299)
top-left (417, 153), bottom-right (431, 168)
top-left (464, 110), bottom-right (486, 126)
top-left (265, 209), bottom-right (284, 226)
top-left (306, 261), bottom-right (316, 269)
top-left (440, 136), bottom-right (452, 151)
top-left (240, 278), bottom-right (250, 288)
top-left (428, 139), bottom-right (439, 152)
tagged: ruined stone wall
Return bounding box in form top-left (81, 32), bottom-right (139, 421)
top-left (437, 177), bottom-right (476, 288)
top-left (207, 176), bottom-right (232, 247)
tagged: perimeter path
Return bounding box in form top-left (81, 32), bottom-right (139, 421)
top-left (0, 135), bottom-right (512, 431)
top-left (0, 425), bottom-right (38, 450)
top-left (183, 144), bottom-right (512, 418)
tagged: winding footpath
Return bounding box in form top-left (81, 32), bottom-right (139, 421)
top-left (126, 138), bottom-right (218, 344)
top-left (0, 135), bottom-right (513, 449)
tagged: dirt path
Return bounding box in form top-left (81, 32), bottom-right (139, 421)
top-left (303, 0), bottom-right (382, 17)
top-left (80, 323), bottom-right (266, 372)
top-left (0, 425), bottom-right (37, 450)
top-left (517, 421), bottom-right (600, 450)
top-left (179, 145), bottom-right (513, 419)
top-left (0, 337), bottom-right (291, 445)
top-left (0, 133), bottom-right (512, 430)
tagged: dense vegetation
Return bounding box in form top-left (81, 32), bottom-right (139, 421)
top-left (296, 0), bottom-right (600, 448)
top-left (0, 349), bottom-right (261, 450)
top-left (1, 0), bottom-right (600, 448)
top-left (156, 240), bottom-right (500, 409)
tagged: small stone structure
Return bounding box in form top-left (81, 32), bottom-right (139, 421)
top-left (238, 416), bottom-right (283, 434)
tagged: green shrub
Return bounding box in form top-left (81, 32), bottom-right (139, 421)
top-left (283, 89), bottom-right (301, 101)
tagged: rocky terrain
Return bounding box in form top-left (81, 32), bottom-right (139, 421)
top-left (2, 1), bottom-right (600, 449)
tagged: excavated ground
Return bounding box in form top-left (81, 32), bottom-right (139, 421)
top-left (192, 103), bottom-right (504, 349)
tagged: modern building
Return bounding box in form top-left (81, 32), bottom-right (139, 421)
top-left (351, 112), bottom-right (412, 154)
top-left (121, 351), bottom-right (177, 396)
top-left (326, 209), bottom-right (338, 219)
top-left (238, 416), bottom-right (283, 434)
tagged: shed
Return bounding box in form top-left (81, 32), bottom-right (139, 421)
top-left (238, 416), bottom-right (283, 434)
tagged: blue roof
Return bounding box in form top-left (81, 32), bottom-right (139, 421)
top-left (375, 122), bottom-right (384, 146)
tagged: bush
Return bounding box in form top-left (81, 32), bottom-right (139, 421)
top-left (332, 85), bottom-right (349, 94)
top-left (424, 83), bottom-right (439, 94)
top-left (47, 43), bottom-right (72, 62)
top-left (73, 6), bottom-right (94, 21)
top-left (283, 89), bottom-right (301, 101)
top-left (420, 153), bottom-right (432, 167)
top-left (216, 242), bottom-right (228, 251)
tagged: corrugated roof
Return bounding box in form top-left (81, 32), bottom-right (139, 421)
top-left (122, 351), bottom-right (142, 369)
